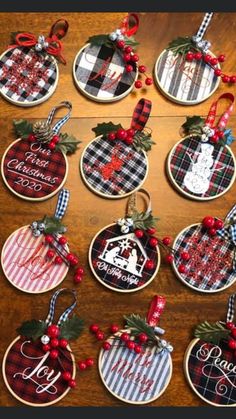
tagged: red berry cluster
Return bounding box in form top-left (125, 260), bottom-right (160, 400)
top-left (185, 52), bottom-right (236, 84)
top-left (118, 331), bottom-right (147, 354)
top-left (61, 357), bottom-right (94, 388)
top-left (42, 324), bottom-right (67, 358)
top-left (28, 133), bottom-right (60, 150)
top-left (90, 323), bottom-right (105, 341)
top-left (135, 226), bottom-right (157, 270)
top-left (114, 42), bottom-right (153, 89)
top-left (160, 236), bottom-right (190, 274)
top-left (202, 216), bottom-right (224, 237)
top-left (107, 128), bottom-right (135, 146)
top-left (226, 322), bottom-right (236, 354)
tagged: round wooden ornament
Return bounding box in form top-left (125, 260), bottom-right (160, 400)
top-left (1, 101), bottom-right (80, 202)
top-left (80, 99), bottom-right (153, 199)
top-left (98, 296), bottom-right (173, 404)
top-left (2, 289), bottom-right (83, 406)
top-left (0, 19), bottom-right (68, 107)
top-left (167, 93), bottom-right (236, 201)
top-left (171, 206), bottom-right (236, 293)
top-left (73, 14), bottom-right (152, 103)
top-left (184, 293), bottom-right (236, 406)
top-left (1, 189), bottom-right (82, 294)
top-left (89, 190), bottom-right (160, 293)
top-left (154, 13), bottom-right (222, 105)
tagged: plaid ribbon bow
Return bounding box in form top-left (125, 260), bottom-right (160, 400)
top-left (45, 288), bottom-right (77, 326)
top-left (226, 293), bottom-right (236, 323)
top-left (191, 12), bottom-right (213, 52)
top-left (218, 204), bottom-right (236, 270)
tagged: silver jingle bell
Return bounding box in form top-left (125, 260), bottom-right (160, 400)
top-left (38, 222), bottom-right (45, 232)
top-left (41, 334), bottom-right (50, 345)
top-left (108, 32), bottom-right (117, 41)
top-left (33, 229), bottom-right (41, 237)
top-left (167, 344), bottom-right (174, 353)
top-left (117, 218), bottom-right (126, 226)
top-left (160, 339), bottom-right (167, 348)
top-left (121, 225), bottom-right (130, 234)
top-left (115, 29), bottom-right (122, 36)
top-left (35, 43), bottom-right (43, 52)
top-left (117, 34), bottom-right (124, 41)
top-left (31, 221), bottom-right (38, 229)
top-left (125, 218), bottom-right (134, 227)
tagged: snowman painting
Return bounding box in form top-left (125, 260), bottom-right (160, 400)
top-left (183, 143), bottom-right (224, 195)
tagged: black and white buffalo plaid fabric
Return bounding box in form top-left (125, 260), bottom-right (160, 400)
top-left (0, 47), bottom-right (57, 104)
top-left (82, 138), bottom-right (148, 197)
top-left (173, 223), bottom-right (235, 292)
top-left (187, 339), bottom-right (236, 406)
top-left (74, 43), bottom-right (136, 100)
top-left (169, 136), bottom-right (235, 199)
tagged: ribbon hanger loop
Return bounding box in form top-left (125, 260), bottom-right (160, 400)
top-left (54, 189), bottom-right (70, 220)
top-left (46, 101), bottom-right (72, 135)
top-left (146, 295), bottom-right (166, 327)
top-left (126, 188), bottom-right (152, 218)
top-left (45, 288), bottom-right (77, 326)
top-left (192, 12), bottom-right (213, 52)
top-left (205, 93), bottom-right (234, 130)
top-left (120, 13), bottom-right (139, 37)
top-left (130, 99), bottom-right (152, 132)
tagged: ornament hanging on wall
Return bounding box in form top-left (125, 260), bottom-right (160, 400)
top-left (88, 189), bottom-right (161, 293)
top-left (0, 19), bottom-right (69, 106)
top-left (80, 98), bottom-right (154, 198)
top-left (1, 189), bottom-right (84, 293)
top-left (98, 295), bottom-right (173, 404)
top-left (155, 13), bottom-right (236, 105)
top-left (169, 205), bottom-right (236, 293)
top-left (167, 93), bottom-right (235, 200)
top-left (184, 293), bottom-right (236, 406)
top-left (2, 288), bottom-right (86, 406)
top-left (1, 101), bottom-right (81, 201)
top-left (73, 13), bottom-right (153, 102)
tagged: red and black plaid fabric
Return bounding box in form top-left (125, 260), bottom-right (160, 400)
top-left (4, 337), bottom-right (74, 405)
top-left (90, 224), bottom-right (159, 291)
top-left (131, 99), bottom-right (152, 131)
top-left (169, 136), bottom-right (235, 199)
top-left (187, 339), bottom-right (236, 406)
top-left (2, 139), bottom-right (66, 199)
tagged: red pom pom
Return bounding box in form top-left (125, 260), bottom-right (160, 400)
top-left (90, 324), bottom-right (99, 333)
top-left (178, 264), bottom-right (186, 274)
top-left (131, 54), bottom-right (139, 62)
top-left (54, 256), bottom-right (63, 265)
top-left (59, 338), bottom-right (68, 348)
top-left (125, 46), bottom-right (132, 53)
top-left (76, 267), bottom-right (84, 276)
top-left (218, 54), bottom-right (225, 62)
top-left (186, 51), bottom-right (194, 61)
top-left (123, 53), bottom-right (131, 62)
top-left (214, 219), bottom-right (224, 230)
top-left (74, 274), bottom-right (82, 284)
top-left (134, 80), bottom-right (142, 89)
top-left (42, 344), bottom-right (51, 352)
top-left (50, 338), bottom-right (59, 348)
top-left (125, 136), bottom-right (133, 145)
top-left (110, 324), bottom-right (119, 334)
top-left (85, 358), bottom-right (94, 367)
top-left (116, 128), bottom-right (127, 140)
top-left (48, 142), bottom-right (56, 150)
top-left (162, 236), bottom-right (172, 246)
top-left (214, 68), bottom-right (222, 77)
top-left (52, 135), bottom-right (60, 144)
top-left (145, 77), bottom-right (153, 86)
top-left (103, 341), bottom-right (111, 351)
top-left (28, 133), bottom-right (36, 142)
top-left (195, 52), bottom-right (202, 60)
top-left (180, 252), bottom-right (190, 261)
top-left (47, 324), bottom-right (60, 338)
top-left (208, 228), bottom-right (216, 236)
top-left (49, 349), bottom-right (59, 359)
top-left (149, 237), bottom-right (158, 247)
top-left (228, 339), bottom-right (236, 350)
top-left (134, 344), bottom-right (142, 354)
top-left (138, 333), bottom-right (148, 343)
top-left (78, 361), bottom-right (87, 371)
top-left (45, 234), bottom-right (53, 244)
top-left (165, 254), bottom-right (174, 264)
top-left (222, 75), bottom-right (230, 83)
top-left (108, 132), bottom-right (116, 141)
top-left (96, 331), bottom-right (105, 341)
top-left (135, 229), bottom-right (144, 238)
top-left (46, 250), bottom-right (55, 259)
top-left (202, 216), bottom-right (215, 229)
top-left (226, 322), bottom-right (235, 330)
top-left (116, 40), bottom-right (125, 49)
top-left (138, 65), bottom-right (146, 73)
top-left (126, 128), bottom-right (135, 137)
top-left (125, 64), bottom-right (133, 73)
top-left (68, 379), bottom-right (76, 388)
top-left (58, 236), bottom-right (67, 245)
top-left (126, 340), bottom-right (135, 350)
top-left (120, 332), bottom-right (130, 342)
top-left (145, 259), bottom-right (154, 270)
top-left (62, 371), bottom-right (72, 382)
top-left (230, 76), bottom-right (236, 83)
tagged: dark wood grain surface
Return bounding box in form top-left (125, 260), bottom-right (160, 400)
top-left (0, 12), bottom-right (236, 406)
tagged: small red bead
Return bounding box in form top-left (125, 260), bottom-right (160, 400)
top-left (126, 128), bottom-right (135, 137)
top-left (58, 236), bottom-right (67, 245)
top-left (120, 332), bottom-right (130, 342)
top-left (126, 340), bottom-right (135, 350)
top-left (78, 361), bottom-right (87, 371)
top-left (195, 52), bottom-right (202, 60)
top-left (210, 57), bottom-right (218, 66)
top-left (48, 142), bottom-right (56, 150)
top-left (52, 135), bottom-right (60, 144)
top-left (125, 136), bottom-right (133, 145)
top-left (228, 339), bottom-right (236, 350)
top-left (202, 216), bottom-right (215, 229)
top-left (59, 338), bottom-right (68, 348)
top-left (49, 349), bottom-right (59, 359)
top-left (46, 249), bottom-right (55, 259)
top-left (50, 338), bottom-right (59, 348)
top-left (47, 324), bottom-right (60, 338)
top-left (76, 267), bottom-right (84, 276)
top-left (218, 54), bottom-right (225, 62)
top-left (149, 237), bottom-right (158, 247)
top-left (116, 40), bottom-right (125, 49)
top-left (66, 253), bottom-right (74, 262)
top-left (28, 133), bottom-right (36, 142)
top-left (134, 80), bottom-right (142, 89)
top-left (208, 228), bottom-right (217, 236)
top-left (103, 341), bottom-right (111, 351)
top-left (90, 324), bottom-right (99, 333)
top-left (54, 256), bottom-right (63, 265)
top-left (125, 64), bottom-right (133, 73)
top-left (134, 344), bottom-right (142, 354)
top-left (74, 274), bottom-right (82, 284)
top-left (145, 77), bottom-right (153, 86)
top-left (139, 65), bottom-right (146, 73)
top-left (138, 333), bottom-right (148, 343)
top-left (222, 75), bottom-right (230, 83)
top-left (116, 128), bottom-right (127, 140)
top-left (165, 254), bottom-right (174, 264)
top-left (147, 227), bottom-right (156, 235)
top-left (123, 53), bottom-right (131, 62)
top-left (145, 259), bottom-right (154, 270)
top-left (214, 68), bottom-right (222, 77)
top-left (131, 54), bottom-right (139, 62)
top-left (68, 379), bottom-right (76, 388)
top-left (96, 331), bottom-right (105, 341)
top-left (162, 236), bottom-right (172, 246)
top-left (178, 264), bottom-right (186, 274)
top-left (70, 256), bottom-right (79, 266)
top-left (203, 54), bottom-right (212, 63)
top-left (62, 371), bottom-right (72, 382)
top-left (186, 51), bottom-right (194, 61)
top-left (180, 252), bottom-right (190, 261)
top-left (85, 358), bottom-right (94, 367)
top-left (135, 229), bottom-right (144, 238)
top-left (125, 46), bottom-right (132, 53)
top-left (42, 344), bottom-right (51, 352)
top-left (230, 76), bottom-right (236, 83)
top-left (45, 234), bottom-right (53, 244)
top-left (214, 219), bottom-right (224, 230)
top-left (110, 324), bottom-right (119, 334)
top-left (226, 322), bottom-right (235, 330)
top-left (108, 132), bottom-right (116, 141)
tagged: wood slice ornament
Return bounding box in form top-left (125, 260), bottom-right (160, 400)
top-left (98, 295), bottom-right (173, 404)
top-left (80, 99), bottom-right (154, 198)
top-left (167, 93), bottom-right (236, 201)
top-left (1, 101), bottom-right (80, 201)
top-left (89, 189), bottom-right (161, 293)
top-left (2, 289), bottom-right (84, 406)
top-left (184, 293), bottom-right (236, 406)
top-left (1, 189), bottom-right (84, 293)
top-left (0, 19), bottom-right (69, 107)
top-left (155, 13), bottom-right (236, 105)
top-left (170, 205), bottom-right (236, 293)
top-left (73, 14), bottom-right (153, 103)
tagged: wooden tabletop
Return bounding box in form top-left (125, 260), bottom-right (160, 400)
top-left (0, 12), bottom-right (236, 407)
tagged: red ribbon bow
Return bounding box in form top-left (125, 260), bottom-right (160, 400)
top-left (120, 13), bottom-right (139, 37)
top-left (9, 19), bottom-right (69, 64)
top-left (146, 295), bottom-right (166, 327)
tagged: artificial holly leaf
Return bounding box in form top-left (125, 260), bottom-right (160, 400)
top-left (124, 314), bottom-right (157, 343)
top-left (132, 210), bottom-right (159, 230)
top-left (133, 131), bottom-right (155, 152)
top-left (92, 122), bottom-right (123, 138)
top-left (17, 320), bottom-right (47, 341)
top-left (13, 119), bottom-right (33, 139)
top-left (87, 34), bottom-right (111, 47)
top-left (166, 36), bottom-right (197, 56)
top-left (181, 115), bottom-right (205, 136)
top-left (194, 321), bottom-right (230, 345)
top-left (56, 133), bottom-right (81, 155)
top-left (42, 216), bottom-right (66, 235)
top-left (59, 315), bottom-right (84, 340)
top-left (124, 35), bottom-right (139, 48)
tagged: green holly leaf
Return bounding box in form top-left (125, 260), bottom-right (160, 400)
top-left (181, 115), bottom-right (205, 136)
top-left (13, 119), bottom-right (33, 139)
top-left (124, 35), bottom-right (139, 48)
top-left (87, 34), bottom-right (111, 47)
top-left (92, 122), bottom-right (123, 138)
top-left (17, 320), bottom-right (47, 341)
top-left (59, 315), bottom-right (84, 340)
top-left (194, 321), bottom-right (230, 345)
top-left (55, 133), bottom-right (81, 155)
top-left (42, 216), bottom-right (66, 235)
top-left (166, 36), bottom-right (198, 56)
top-left (131, 210), bottom-right (159, 230)
top-left (133, 131), bottom-right (155, 152)
top-left (124, 314), bottom-right (157, 343)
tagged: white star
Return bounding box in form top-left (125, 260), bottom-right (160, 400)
top-left (118, 238), bottom-right (132, 252)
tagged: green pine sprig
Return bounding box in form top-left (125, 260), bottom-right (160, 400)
top-left (166, 36), bottom-right (200, 56)
top-left (131, 210), bottom-right (159, 231)
top-left (35, 216), bottom-right (66, 235)
top-left (124, 314), bottom-right (157, 343)
top-left (194, 321), bottom-right (230, 345)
